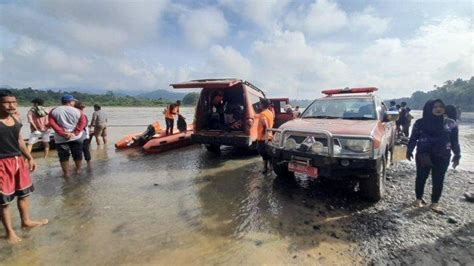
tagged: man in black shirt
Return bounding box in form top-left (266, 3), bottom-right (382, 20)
top-left (0, 89), bottom-right (48, 244)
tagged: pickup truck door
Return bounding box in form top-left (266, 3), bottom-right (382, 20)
top-left (269, 98), bottom-right (293, 128)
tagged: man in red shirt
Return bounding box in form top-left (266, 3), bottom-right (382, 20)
top-left (49, 95), bottom-right (87, 177)
top-left (26, 98), bottom-right (51, 158)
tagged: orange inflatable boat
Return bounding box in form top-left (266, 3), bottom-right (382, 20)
top-left (143, 127), bottom-right (194, 154)
top-left (115, 124), bottom-right (194, 150)
top-left (115, 122), bottom-right (164, 149)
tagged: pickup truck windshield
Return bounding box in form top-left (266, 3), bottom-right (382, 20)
top-left (301, 98), bottom-right (376, 120)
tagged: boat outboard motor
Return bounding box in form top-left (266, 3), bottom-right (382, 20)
top-left (177, 115), bottom-right (187, 132)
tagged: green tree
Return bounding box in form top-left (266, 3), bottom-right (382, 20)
top-left (182, 92), bottom-right (200, 106)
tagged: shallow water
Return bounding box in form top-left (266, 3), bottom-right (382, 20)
top-left (2, 107), bottom-right (360, 265)
top-left (1, 107), bottom-right (472, 264)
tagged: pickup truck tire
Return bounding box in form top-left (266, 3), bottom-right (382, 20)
top-left (360, 155), bottom-right (386, 202)
top-left (272, 159), bottom-right (295, 180)
top-left (205, 144), bottom-right (220, 153)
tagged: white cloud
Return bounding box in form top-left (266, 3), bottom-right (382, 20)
top-left (178, 8), bottom-right (229, 48)
top-left (350, 7), bottom-right (390, 35)
top-left (207, 45), bottom-right (252, 78)
top-left (286, 0), bottom-right (348, 35)
top-left (351, 17), bottom-right (473, 97)
top-left (13, 37), bottom-right (40, 56)
top-left (250, 30), bottom-right (350, 97)
top-left (220, 0), bottom-right (291, 30)
top-left (0, 1), bottom-right (471, 100)
top-left (285, 1), bottom-right (390, 37)
top-left (0, 1), bottom-right (168, 54)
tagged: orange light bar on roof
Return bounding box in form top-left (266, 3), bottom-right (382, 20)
top-left (322, 87), bottom-right (378, 95)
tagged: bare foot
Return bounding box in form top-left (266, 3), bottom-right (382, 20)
top-left (6, 232), bottom-right (22, 244)
top-left (22, 219), bottom-right (49, 229)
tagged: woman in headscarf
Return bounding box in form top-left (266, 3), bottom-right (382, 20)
top-left (406, 99), bottom-right (461, 214)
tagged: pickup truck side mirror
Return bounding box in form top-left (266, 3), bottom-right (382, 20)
top-left (383, 111), bottom-right (399, 122)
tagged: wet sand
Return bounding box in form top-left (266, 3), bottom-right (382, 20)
top-left (0, 146), bottom-right (362, 265)
top-left (1, 107), bottom-right (472, 265)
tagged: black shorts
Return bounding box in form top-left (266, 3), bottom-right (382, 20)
top-left (257, 141), bottom-right (269, 161)
top-left (57, 140), bottom-right (84, 162)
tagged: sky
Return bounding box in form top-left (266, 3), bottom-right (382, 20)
top-left (0, 0), bottom-right (472, 99)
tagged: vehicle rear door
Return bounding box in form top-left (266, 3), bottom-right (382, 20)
top-left (269, 98), bottom-right (293, 128)
top-left (170, 79), bottom-right (242, 89)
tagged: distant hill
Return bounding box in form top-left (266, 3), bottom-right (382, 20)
top-left (136, 89), bottom-right (186, 101)
top-left (387, 77), bottom-right (474, 112)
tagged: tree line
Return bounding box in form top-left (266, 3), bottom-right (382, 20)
top-left (387, 77), bottom-right (474, 112)
top-left (1, 87), bottom-right (177, 107)
top-left (4, 77), bottom-right (472, 111)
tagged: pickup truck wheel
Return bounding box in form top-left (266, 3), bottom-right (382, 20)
top-left (272, 159), bottom-right (295, 180)
top-left (360, 155), bottom-right (386, 202)
top-left (205, 144), bottom-right (221, 153)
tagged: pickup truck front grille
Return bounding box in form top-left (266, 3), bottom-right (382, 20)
top-left (287, 135), bottom-right (328, 146)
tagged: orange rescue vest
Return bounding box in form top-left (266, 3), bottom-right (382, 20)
top-left (257, 109), bottom-right (274, 141)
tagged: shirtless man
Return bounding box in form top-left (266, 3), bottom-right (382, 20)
top-left (0, 89), bottom-right (48, 244)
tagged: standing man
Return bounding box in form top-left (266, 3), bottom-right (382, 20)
top-left (257, 99), bottom-right (275, 174)
top-left (90, 104), bottom-right (108, 145)
top-left (293, 106), bottom-right (301, 119)
top-left (75, 102), bottom-right (92, 167)
top-left (398, 102), bottom-right (409, 137)
top-left (49, 95), bottom-right (86, 177)
top-left (0, 89), bottom-right (48, 244)
top-left (164, 100), bottom-right (181, 135)
top-left (26, 98), bottom-right (51, 158)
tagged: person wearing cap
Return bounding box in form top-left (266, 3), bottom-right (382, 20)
top-left (48, 95), bottom-right (87, 177)
top-left (26, 98), bottom-right (51, 158)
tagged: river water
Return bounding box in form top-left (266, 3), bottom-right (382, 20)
top-left (0, 106), bottom-right (472, 265)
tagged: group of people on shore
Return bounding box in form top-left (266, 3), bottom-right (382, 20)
top-left (14, 93), bottom-right (108, 177)
top-left (0, 89), bottom-right (111, 243)
top-left (388, 101), bottom-right (414, 138)
top-left (389, 100), bottom-right (461, 139)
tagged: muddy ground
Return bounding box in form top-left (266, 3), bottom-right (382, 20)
top-left (285, 160), bottom-right (474, 265)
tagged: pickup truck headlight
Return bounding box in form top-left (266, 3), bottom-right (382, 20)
top-left (284, 138), bottom-right (297, 150)
top-left (272, 132), bottom-right (281, 146)
top-left (310, 141), bottom-right (324, 154)
top-left (334, 138), bottom-right (372, 156)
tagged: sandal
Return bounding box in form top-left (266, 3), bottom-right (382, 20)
top-left (413, 199), bottom-right (425, 208)
top-left (430, 203), bottom-right (445, 215)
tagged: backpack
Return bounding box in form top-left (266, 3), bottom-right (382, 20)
top-left (177, 115), bottom-right (187, 132)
